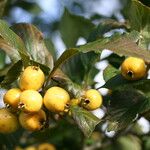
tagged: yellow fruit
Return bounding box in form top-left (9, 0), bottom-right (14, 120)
top-left (25, 146), bottom-right (37, 150)
top-left (44, 86), bottom-right (70, 112)
top-left (19, 90), bottom-right (43, 113)
top-left (0, 108), bottom-right (19, 134)
top-left (38, 143), bottom-right (56, 150)
top-left (83, 89), bottom-right (103, 111)
top-left (69, 99), bottom-right (80, 106)
top-left (19, 66), bottom-right (45, 91)
top-left (19, 109), bottom-right (46, 131)
top-left (3, 88), bottom-right (22, 108)
top-left (121, 57), bottom-right (146, 80)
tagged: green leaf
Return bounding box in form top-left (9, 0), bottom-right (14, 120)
top-left (52, 69), bottom-right (82, 97)
top-left (103, 74), bottom-right (130, 89)
top-left (116, 135), bottom-right (142, 150)
top-left (103, 65), bottom-right (120, 82)
top-left (44, 38), bottom-right (57, 61)
top-left (11, 23), bottom-right (54, 69)
top-left (102, 53), bottom-right (125, 68)
top-left (126, 0), bottom-right (150, 32)
top-left (79, 31), bottom-right (150, 62)
top-left (62, 52), bottom-right (99, 86)
top-left (30, 60), bottom-right (50, 75)
top-left (0, 50), bottom-right (5, 69)
top-left (107, 88), bottom-right (146, 131)
top-left (60, 8), bottom-right (95, 48)
top-left (0, 20), bottom-right (30, 67)
top-left (45, 48), bottom-right (78, 84)
top-left (16, 1), bottom-right (42, 15)
top-left (125, 0), bottom-right (150, 49)
top-left (0, 0), bottom-right (7, 18)
top-left (0, 60), bottom-right (22, 87)
top-left (143, 136), bottom-right (150, 150)
top-left (88, 19), bottom-right (129, 42)
top-left (106, 78), bottom-right (150, 131)
top-left (70, 106), bottom-right (101, 137)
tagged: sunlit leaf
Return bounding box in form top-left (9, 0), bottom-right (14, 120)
top-left (0, 20), bottom-right (30, 67)
top-left (103, 65), bottom-right (120, 82)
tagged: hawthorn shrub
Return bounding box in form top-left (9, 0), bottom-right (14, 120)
top-left (0, 0), bottom-right (150, 150)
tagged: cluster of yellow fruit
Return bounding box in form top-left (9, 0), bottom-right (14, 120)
top-left (0, 66), bottom-right (103, 134)
top-left (15, 143), bottom-right (56, 150)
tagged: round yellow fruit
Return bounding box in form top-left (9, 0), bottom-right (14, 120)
top-left (19, 109), bottom-right (46, 131)
top-left (0, 108), bottom-right (19, 134)
top-left (38, 143), bottom-right (56, 150)
top-left (121, 57), bottom-right (146, 80)
top-left (19, 90), bottom-right (43, 113)
top-left (83, 89), bottom-right (103, 111)
top-left (44, 86), bottom-right (70, 112)
top-left (3, 88), bottom-right (22, 108)
top-left (19, 66), bottom-right (45, 91)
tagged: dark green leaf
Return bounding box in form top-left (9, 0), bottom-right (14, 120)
top-left (0, 60), bottom-right (22, 87)
top-left (11, 23), bottom-right (54, 69)
top-left (88, 19), bottom-right (129, 42)
top-left (0, 20), bottom-right (30, 67)
top-left (143, 136), bottom-right (150, 150)
top-left (16, 1), bottom-right (42, 14)
top-left (0, 50), bottom-right (5, 69)
top-left (60, 8), bottom-right (95, 48)
top-left (102, 74), bottom-right (130, 89)
top-left (44, 38), bottom-right (57, 61)
top-left (102, 53), bottom-right (125, 68)
top-left (45, 48), bottom-right (78, 84)
top-left (30, 60), bottom-right (50, 75)
top-left (107, 88), bottom-right (146, 131)
top-left (103, 65), bottom-right (120, 82)
top-left (70, 106), bottom-right (101, 137)
top-left (62, 52), bottom-right (99, 86)
top-left (0, 0), bottom-right (7, 18)
top-left (106, 78), bottom-right (150, 131)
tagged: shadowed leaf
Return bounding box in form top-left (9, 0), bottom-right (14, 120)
top-left (11, 23), bottom-right (54, 69)
top-left (70, 106), bottom-right (101, 137)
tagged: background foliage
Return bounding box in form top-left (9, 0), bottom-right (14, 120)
top-left (0, 0), bottom-right (150, 150)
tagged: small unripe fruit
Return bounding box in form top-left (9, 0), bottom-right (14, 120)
top-left (44, 86), bottom-right (70, 112)
top-left (83, 89), bottom-right (103, 111)
top-left (121, 57), bottom-right (146, 80)
top-left (19, 90), bottom-right (43, 113)
top-left (3, 88), bottom-right (22, 108)
top-left (19, 66), bottom-right (45, 91)
top-left (38, 143), bottom-right (56, 150)
top-left (19, 109), bottom-right (46, 131)
top-left (0, 108), bottom-right (19, 133)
